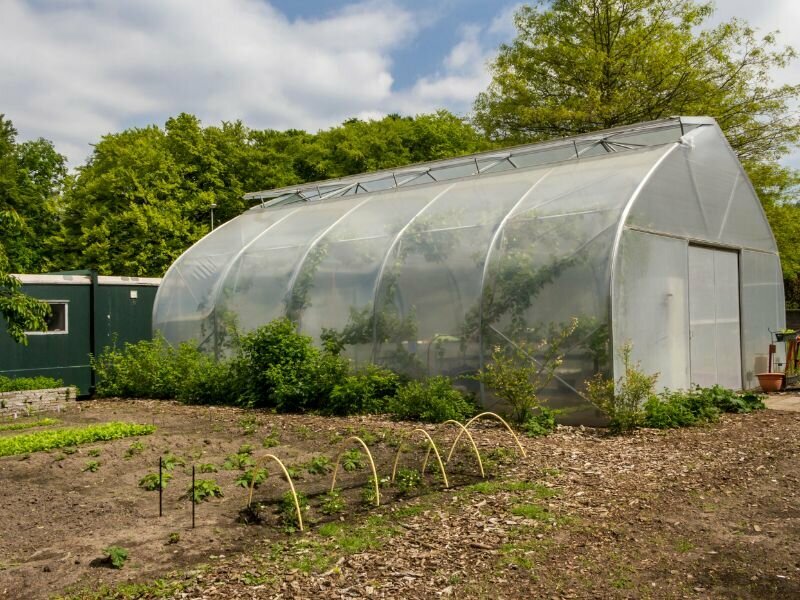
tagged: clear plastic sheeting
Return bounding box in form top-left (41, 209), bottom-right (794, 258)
top-left (740, 251), bottom-right (786, 388)
top-left (154, 116), bottom-right (785, 418)
top-left (614, 230), bottom-right (690, 392)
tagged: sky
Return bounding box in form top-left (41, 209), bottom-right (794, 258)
top-left (0, 0), bottom-right (798, 168)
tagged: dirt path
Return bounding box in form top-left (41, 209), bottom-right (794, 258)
top-left (1, 402), bottom-right (798, 599)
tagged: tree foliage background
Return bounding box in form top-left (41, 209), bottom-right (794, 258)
top-left (474, 0), bottom-right (800, 283)
top-left (2, 0), bottom-right (799, 341)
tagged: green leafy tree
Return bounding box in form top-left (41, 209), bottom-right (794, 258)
top-left (0, 115), bottom-right (55, 342)
top-left (474, 0), bottom-right (800, 287)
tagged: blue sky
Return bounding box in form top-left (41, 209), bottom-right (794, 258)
top-left (0, 0), bottom-right (797, 168)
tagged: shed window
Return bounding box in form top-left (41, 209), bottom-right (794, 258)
top-left (26, 301), bottom-right (68, 334)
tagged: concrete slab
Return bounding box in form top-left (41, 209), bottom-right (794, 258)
top-left (765, 395), bottom-right (800, 412)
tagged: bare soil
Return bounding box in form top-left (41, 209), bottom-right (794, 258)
top-left (0, 400), bottom-right (799, 599)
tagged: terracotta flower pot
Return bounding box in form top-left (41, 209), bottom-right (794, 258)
top-left (756, 372), bottom-right (784, 393)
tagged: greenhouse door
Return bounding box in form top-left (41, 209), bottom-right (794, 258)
top-left (688, 246), bottom-right (742, 389)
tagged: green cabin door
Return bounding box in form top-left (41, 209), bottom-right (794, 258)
top-left (688, 246), bottom-right (743, 389)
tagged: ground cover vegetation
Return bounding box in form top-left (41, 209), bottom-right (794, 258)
top-left (0, 417), bottom-right (59, 432)
top-left (2, 1), bottom-right (799, 345)
top-left (0, 374), bottom-right (63, 393)
top-left (0, 421), bottom-right (155, 457)
top-left (586, 345), bottom-right (767, 433)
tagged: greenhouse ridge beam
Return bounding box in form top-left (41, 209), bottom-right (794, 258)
top-left (243, 117), bottom-right (710, 208)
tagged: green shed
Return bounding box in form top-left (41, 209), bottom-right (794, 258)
top-left (0, 272), bottom-right (161, 395)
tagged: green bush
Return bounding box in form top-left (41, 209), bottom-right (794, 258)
top-left (643, 385), bottom-right (765, 429)
top-left (177, 357), bottom-right (244, 405)
top-left (0, 422), bottom-right (155, 457)
top-left (91, 334), bottom-right (208, 399)
top-left (325, 365), bottom-right (401, 416)
top-left (238, 318), bottom-right (348, 411)
top-left (0, 375), bottom-right (63, 392)
top-left (585, 344), bottom-right (655, 433)
top-left (521, 407), bottom-right (557, 437)
top-left (388, 376), bottom-right (475, 423)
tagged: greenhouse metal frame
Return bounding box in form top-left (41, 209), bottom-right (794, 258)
top-left (153, 116), bottom-right (785, 423)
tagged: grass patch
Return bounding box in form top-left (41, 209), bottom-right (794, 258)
top-left (465, 479), bottom-right (547, 495)
top-left (0, 418), bottom-right (60, 433)
top-left (510, 503), bottom-right (551, 521)
top-left (0, 422), bottom-right (155, 457)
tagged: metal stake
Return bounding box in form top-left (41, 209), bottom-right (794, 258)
top-left (191, 465), bottom-right (196, 529)
top-left (158, 456), bottom-right (163, 517)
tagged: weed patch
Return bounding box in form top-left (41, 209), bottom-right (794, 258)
top-left (0, 418), bottom-right (59, 432)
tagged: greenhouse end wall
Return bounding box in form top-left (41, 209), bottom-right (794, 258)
top-left (154, 117), bottom-right (785, 423)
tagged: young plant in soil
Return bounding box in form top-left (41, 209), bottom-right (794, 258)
top-left (198, 463), bottom-right (217, 473)
top-left (262, 429), bottom-right (281, 448)
top-left (279, 491), bottom-right (309, 532)
top-left (223, 452), bottom-right (254, 470)
top-left (162, 454), bottom-right (185, 472)
top-left (83, 460), bottom-right (101, 473)
top-left (341, 449), bottom-right (365, 472)
top-left (139, 472), bottom-right (172, 491)
top-left (124, 440), bottom-right (145, 459)
top-left (305, 455), bottom-right (332, 475)
top-left (235, 467), bottom-right (268, 488)
top-left (103, 546), bottom-right (129, 569)
top-left (185, 479), bottom-right (223, 502)
top-left (320, 489), bottom-right (345, 515)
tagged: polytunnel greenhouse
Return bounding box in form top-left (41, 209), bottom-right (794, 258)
top-left (153, 116), bottom-right (786, 423)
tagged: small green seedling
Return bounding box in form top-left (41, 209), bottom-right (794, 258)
top-left (305, 455), bottom-right (332, 475)
top-left (320, 488), bottom-right (345, 515)
top-left (279, 491), bottom-right (309, 532)
top-left (62, 447), bottom-right (77, 455)
top-left (394, 467), bottom-right (422, 493)
top-left (162, 454), bottom-right (185, 471)
top-left (262, 429), bottom-right (281, 448)
top-left (103, 546), bottom-right (128, 569)
top-left (88, 449), bottom-right (101, 457)
top-left (240, 416), bottom-right (258, 435)
top-left (139, 472), bottom-right (171, 491)
top-left (167, 532), bottom-right (180, 545)
top-left (223, 453), bottom-right (254, 471)
top-left (237, 443), bottom-right (254, 455)
top-left (124, 441), bottom-right (145, 459)
top-left (235, 467), bottom-right (268, 488)
top-left (286, 465), bottom-right (303, 480)
top-left (361, 485), bottom-right (378, 506)
top-left (186, 479), bottom-right (223, 502)
top-left (341, 449), bottom-right (365, 472)
top-left (198, 463), bottom-right (217, 473)
top-left (293, 425), bottom-right (312, 440)
top-left (83, 460), bottom-right (101, 473)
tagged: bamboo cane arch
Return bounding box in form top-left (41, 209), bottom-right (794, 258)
top-left (422, 420), bottom-right (485, 478)
top-left (246, 453), bottom-right (305, 532)
top-left (329, 436), bottom-right (381, 507)
top-left (446, 412), bottom-right (527, 463)
top-left (391, 428), bottom-right (449, 488)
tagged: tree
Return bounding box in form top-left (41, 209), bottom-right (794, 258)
top-left (474, 0), bottom-right (800, 283)
top-left (59, 111), bottom-right (489, 276)
top-left (0, 115), bottom-right (54, 342)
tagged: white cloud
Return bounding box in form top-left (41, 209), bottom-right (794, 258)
top-left (0, 0), bottom-right (419, 164)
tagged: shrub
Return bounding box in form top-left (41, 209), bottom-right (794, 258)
top-left (643, 385), bottom-right (765, 429)
top-left (0, 375), bottom-right (63, 393)
top-left (585, 344), bottom-right (655, 433)
top-left (643, 393), bottom-right (701, 429)
top-left (91, 334), bottom-right (206, 399)
top-left (325, 365), bottom-right (401, 416)
top-left (388, 376), bottom-right (475, 423)
top-left (521, 407), bottom-right (557, 437)
top-left (475, 320), bottom-right (577, 423)
top-left (0, 422), bottom-right (155, 457)
top-left (103, 546), bottom-right (128, 569)
top-left (177, 357), bottom-right (244, 405)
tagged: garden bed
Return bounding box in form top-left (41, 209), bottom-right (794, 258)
top-left (0, 400), bottom-right (799, 599)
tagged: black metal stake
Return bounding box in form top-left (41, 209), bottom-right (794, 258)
top-left (191, 465), bottom-right (196, 529)
top-left (158, 456), bottom-right (163, 517)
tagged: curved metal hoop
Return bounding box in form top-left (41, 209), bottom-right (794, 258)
top-left (247, 453), bottom-right (304, 532)
top-left (432, 420), bottom-right (485, 478)
top-left (446, 412), bottom-right (527, 463)
top-left (392, 428), bottom-right (449, 488)
top-left (330, 436), bottom-right (381, 507)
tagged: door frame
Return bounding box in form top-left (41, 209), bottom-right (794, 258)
top-left (687, 243), bottom-right (744, 390)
